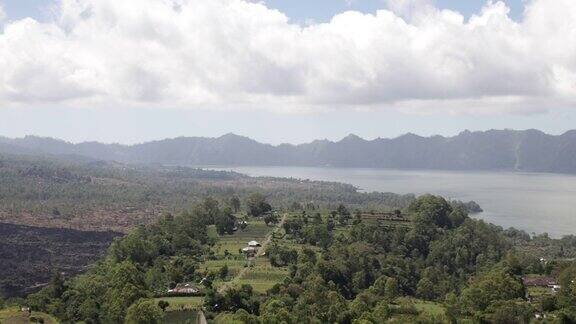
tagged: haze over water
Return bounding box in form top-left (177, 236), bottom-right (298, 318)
top-left (209, 166), bottom-right (576, 238)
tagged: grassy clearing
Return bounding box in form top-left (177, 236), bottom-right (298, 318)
top-left (394, 298), bottom-right (445, 316)
top-left (162, 310), bottom-right (198, 324)
top-left (413, 300), bottom-right (446, 316)
top-left (528, 286), bottom-right (554, 298)
top-left (202, 259), bottom-right (247, 277)
top-left (233, 214), bottom-right (292, 293)
top-left (153, 296), bottom-right (204, 312)
top-left (0, 307), bottom-right (59, 324)
top-left (206, 218), bottom-right (278, 291)
top-left (386, 299), bottom-right (446, 323)
top-left (241, 267), bottom-right (289, 281)
top-left (211, 220), bottom-right (271, 256)
top-left (234, 279), bottom-right (281, 293)
top-left (206, 214), bottom-right (293, 294)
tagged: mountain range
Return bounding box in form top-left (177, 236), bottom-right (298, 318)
top-left (1, 129), bottom-right (576, 173)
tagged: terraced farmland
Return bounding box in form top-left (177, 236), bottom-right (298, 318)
top-left (206, 214), bottom-right (291, 294)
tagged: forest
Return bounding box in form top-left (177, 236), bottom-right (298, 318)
top-left (2, 153), bottom-right (576, 323)
top-left (0, 154), bottom-right (415, 232)
top-left (3, 193), bottom-right (576, 323)
top-left (0, 153), bottom-right (414, 299)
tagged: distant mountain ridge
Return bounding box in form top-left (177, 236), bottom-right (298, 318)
top-left (1, 129), bottom-right (576, 173)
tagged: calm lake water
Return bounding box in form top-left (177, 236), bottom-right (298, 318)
top-left (208, 166), bottom-right (576, 238)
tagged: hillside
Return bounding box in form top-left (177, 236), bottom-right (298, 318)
top-left (0, 154), bottom-right (414, 232)
top-left (2, 129), bottom-right (576, 173)
top-left (0, 223), bottom-right (121, 298)
top-left (20, 194), bottom-right (576, 323)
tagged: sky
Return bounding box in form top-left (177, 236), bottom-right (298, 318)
top-left (0, 0), bottom-right (575, 145)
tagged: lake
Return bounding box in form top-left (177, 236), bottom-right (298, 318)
top-left (208, 166), bottom-right (576, 238)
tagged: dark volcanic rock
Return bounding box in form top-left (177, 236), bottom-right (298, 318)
top-left (0, 223), bottom-right (122, 298)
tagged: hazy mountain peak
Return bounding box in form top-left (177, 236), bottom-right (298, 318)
top-left (21, 135), bottom-right (69, 144)
top-left (219, 133), bottom-right (243, 139)
top-left (340, 134), bottom-right (364, 142)
top-left (1, 129), bottom-right (576, 174)
top-left (397, 132), bottom-right (423, 140)
top-left (217, 133), bottom-right (255, 144)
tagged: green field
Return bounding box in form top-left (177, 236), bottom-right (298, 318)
top-left (204, 215), bottom-right (293, 294)
top-left (0, 307), bottom-right (59, 324)
top-left (202, 259), bottom-right (248, 278)
top-left (153, 296), bottom-right (204, 312)
top-left (162, 310), bottom-right (199, 324)
top-left (211, 220), bottom-right (271, 256)
top-left (234, 263), bottom-right (290, 293)
top-left (412, 299), bottom-right (446, 316)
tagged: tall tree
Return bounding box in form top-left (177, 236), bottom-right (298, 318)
top-left (215, 207), bottom-right (236, 235)
top-left (125, 299), bottom-right (163, 324)
top-left (246, 193), bottom-right (272, 217)
top-left (230, 196), bottom-right (241, 213)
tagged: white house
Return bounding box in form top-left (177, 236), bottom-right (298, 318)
top-left (248, 240), bottom-right (261, 247)
top-left (168, 282), bottom-right (200, 294)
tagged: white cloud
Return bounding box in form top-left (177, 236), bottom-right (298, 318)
top-left (0, 0), bottom-right (575, 115)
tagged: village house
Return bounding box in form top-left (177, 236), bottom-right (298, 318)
top-left (241, 240), bottom-right (261, 257)
top-left (522, 276), bottom-right (560, 294)
top-left (248, 240), bottom-right (261, 247)
top-left (242, 246), bottom-right (258, 255)
top-left (167, 282), bottom-right (200, 295)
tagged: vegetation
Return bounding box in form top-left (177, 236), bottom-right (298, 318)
top-left (0, 306), bottom-right (59, 324)
top-left (12, 193), bottom-right (576, 323)
top-left (0, 154), bottom-right (415, 232)
top-left (0, 154), bottom-right (415, 298)
top-left (4, 154), bottom-right (576, 322)
top-left (22, 204), bottom-right (212, 323)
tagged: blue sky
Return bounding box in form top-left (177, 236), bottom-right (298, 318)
top-left (2, 0), bottom-right (525, 22)
top-left (1, 0), bottom-right (52, 21)
top-left (266, 0), bottom-right (524, 23)
top-left (1, 0), bottom-right (574, 145)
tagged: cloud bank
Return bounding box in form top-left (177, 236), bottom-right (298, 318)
top-left (0, 0), bottom-right (575, 115)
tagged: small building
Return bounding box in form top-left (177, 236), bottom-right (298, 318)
top-left (168, 283), bottom-right (200, 295)
top-left (242, 246), bottom-right (258, 257)
top-left (522, 276), bottom-right (560, 294)
top-left (522, 276), bottom-right (557, 287)
top-left (535, 313), bottom-right (546, 319)
top-left (248, 240), bottom-right (261, 247)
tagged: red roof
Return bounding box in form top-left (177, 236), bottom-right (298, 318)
top-left (522, 276), bottom-right (556, 287)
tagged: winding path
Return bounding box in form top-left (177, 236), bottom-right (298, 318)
top-left (197, 310), bottom-right (208, 324)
